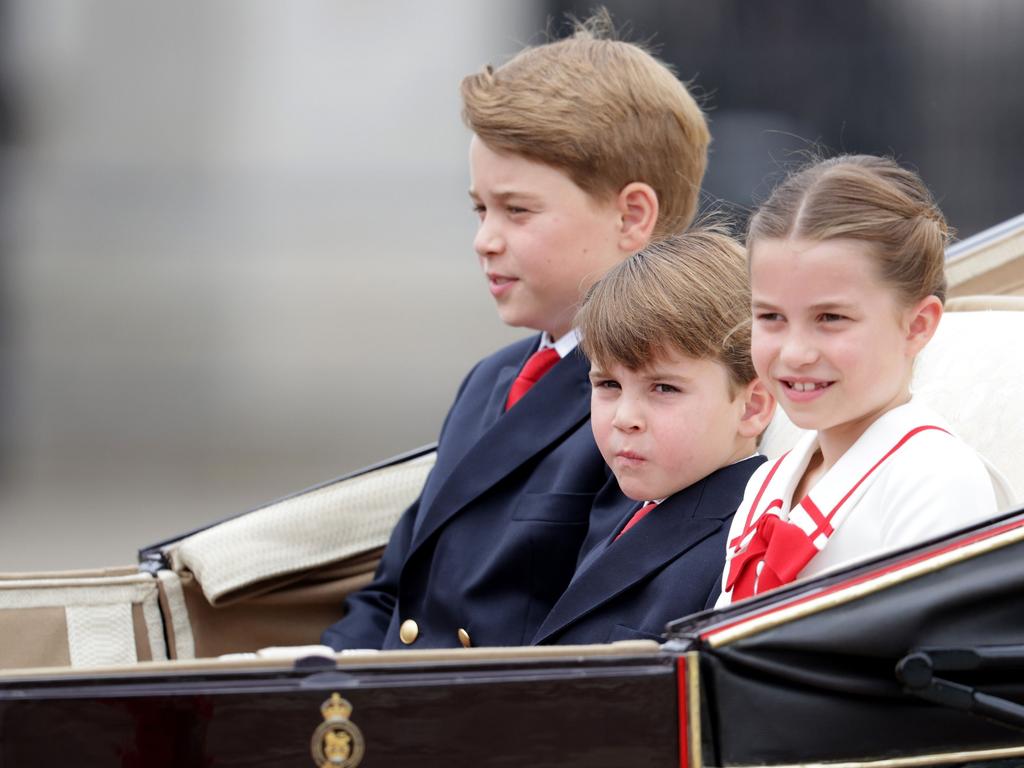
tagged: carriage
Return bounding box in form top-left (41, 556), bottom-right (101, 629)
top-left (2, 217), bottom-right (1024, 767)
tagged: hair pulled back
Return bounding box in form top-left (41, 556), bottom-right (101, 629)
top-left (747, 155), bottom-right (949, 305)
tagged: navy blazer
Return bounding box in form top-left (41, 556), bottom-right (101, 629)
top-left (532, 456), bottom-right (766, 645)
top-left (322, 335), bottom-right (611, 650)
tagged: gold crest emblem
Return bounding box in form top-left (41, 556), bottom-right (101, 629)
top-left (311, 693), bottom-right (365, 768)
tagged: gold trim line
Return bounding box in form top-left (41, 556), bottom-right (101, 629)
top-left (723, 742), bottom-right (1024, 768)
top-left (686, 652), bottom-right (703, 768)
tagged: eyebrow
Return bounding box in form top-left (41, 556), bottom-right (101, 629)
top-left (808, 300), bottom-right (858, 311)
top-left (640, 369), bottom-right (692, 384)
top-left (467, 189), bottom-right (542, 204)
top-left (751, 298), bottom-right (858, 312)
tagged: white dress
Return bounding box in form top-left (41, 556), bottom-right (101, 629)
top-left (717, 399), bottom-right (1011, 606)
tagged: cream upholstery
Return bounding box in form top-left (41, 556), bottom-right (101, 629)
top-left (0, 569), bottom-right (166, 670)
top-left (167, 451), bottom-right (435, 606)
top-left (0, 453), bottom-right (436, 669)
top-left (946, 295), bottom-right (1024, 312)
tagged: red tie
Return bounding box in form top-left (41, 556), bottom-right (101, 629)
top-left (614, 501), bottom-right (659, 541)
top-left (505, 347), bottom-right (561, 410)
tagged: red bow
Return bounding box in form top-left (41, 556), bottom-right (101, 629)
top-left (725, 511), bottom-right (819, 601)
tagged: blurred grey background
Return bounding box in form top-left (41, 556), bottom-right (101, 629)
top-left (1, 1), bottom-right (1022, 570)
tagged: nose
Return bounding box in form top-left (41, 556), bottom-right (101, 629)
top-left (611, 393), bottom-right (645, 432)
top-left (778, 326), bottom-right (819, 368)
top-left (473, 215), bottom-right (505, 258)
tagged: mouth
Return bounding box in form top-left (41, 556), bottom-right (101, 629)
top-left (486, 273), bottom-right (518, 297)
top-left (615, 450), bottom-right (646, 464)
top-left (778, 377), bottom-right (834, 402)
top-left (782, 379), bottom-right (833, 392)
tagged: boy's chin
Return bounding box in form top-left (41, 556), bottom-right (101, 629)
top-left (494, 305), bottom-right (570, 338)
top-left (614, 479), bottom-right (663, 503)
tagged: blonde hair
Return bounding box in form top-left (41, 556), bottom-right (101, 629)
top-left (747, 155), bottom-right (950, 305)
top-left (461, 12), bottom-right (709, 239)
top-left (577, 229), bottom-right (755, 390)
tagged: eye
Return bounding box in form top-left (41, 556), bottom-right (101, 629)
top-left (755, 312), bottom-right (784, 323)
top-left (818, 312), bottom-right (848, 323)
top-left (653, 383), bottom-right (680, 394)
top-left (591, 379), bottom-right (620, 391)
top-left (506, 205), bottom-right (529, 215)
top-left (472, 203), bottom-right (486, 218)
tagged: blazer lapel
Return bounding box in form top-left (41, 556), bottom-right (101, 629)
top-left (484, 362), bottom-right (521, 425)
top-left (409, 347), bottom-right (593, 553)
top-left (532, 457), bottom-right (765, 644)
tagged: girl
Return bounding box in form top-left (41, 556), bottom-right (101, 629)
top-left (719, 155), bottom-right (1012, 605)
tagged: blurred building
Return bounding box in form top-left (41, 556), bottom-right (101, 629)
top-left (1, 1), bottom-right (537, 569)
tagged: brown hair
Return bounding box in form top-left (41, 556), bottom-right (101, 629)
top-left (460, 12), bottom-right (709, 239)
top-left (747, 154), bottom-right (950, 304)
top-left (577, 229), bottom-right (755, 390)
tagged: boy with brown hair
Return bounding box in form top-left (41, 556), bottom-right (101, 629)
top-left (322, 14), bottom-right (710, 651)
top-left (533, 231), bottom-right (774, 645)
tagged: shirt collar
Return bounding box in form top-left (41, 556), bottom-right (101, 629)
top-left (538, 328), bottom-right (580, 359)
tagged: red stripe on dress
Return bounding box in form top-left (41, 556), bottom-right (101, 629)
top-left (800, 495), bottom-right (834, 540)
top-left (822, 425), bottom-right (948, 523)
top-left (731, 454), bottom-right (788, 548)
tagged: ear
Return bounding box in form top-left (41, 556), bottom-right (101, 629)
top-left (904, 295), bottom-right (943, 356)
top-left (615, 182), bottom-right (659, 253)
top-left (736, 378), bottom-right (776, 441)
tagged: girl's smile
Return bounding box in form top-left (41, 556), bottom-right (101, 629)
top-left (779, 378), bottom-right (834, 402)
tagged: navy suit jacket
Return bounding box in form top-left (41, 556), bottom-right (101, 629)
top-left (531, 456), bottom-right (766, 645)
top-left (321, 335), bottom-right (612, 650)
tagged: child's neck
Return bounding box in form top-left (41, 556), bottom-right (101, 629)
top-left (817, 390), bottom-right (913, 471)
top-left (791, 449), bottom-right (825, 508)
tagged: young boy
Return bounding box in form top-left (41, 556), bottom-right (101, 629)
top-left (322, 16), bottom-right (709, 650)
top-left (532, 232), bottom-right (775, 645)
